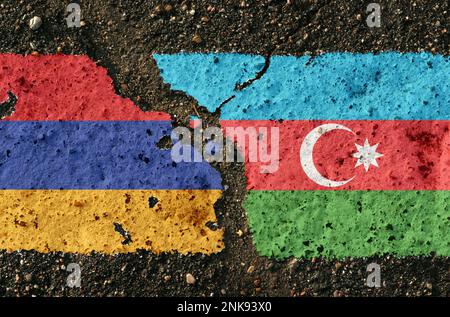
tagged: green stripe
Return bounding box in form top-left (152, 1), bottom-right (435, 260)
top-left (244, 191), bottom-right (450, 259)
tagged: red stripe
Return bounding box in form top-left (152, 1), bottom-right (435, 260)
top-left (0, 54), bottom-right (170, 121)
top-left (221, 120), bottom-right (450, 190)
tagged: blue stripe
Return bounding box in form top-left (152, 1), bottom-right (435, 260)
top-left (154, 52), bottom-right (450, 120)
top-left (0, 121), bottom-right (222, 189)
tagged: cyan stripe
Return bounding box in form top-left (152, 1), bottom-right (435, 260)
top-left (0, 121), bottom-right (222, 189)
top-left (154, 52), bottom-right (450, 120)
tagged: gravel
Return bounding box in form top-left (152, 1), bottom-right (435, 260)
top-left (0, 0), bottom-right (448, 297)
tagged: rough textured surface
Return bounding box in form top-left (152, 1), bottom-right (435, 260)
top-left (155, 52), bottom-right (450, 120)
top-left (221, 120), bottom-right (450, 190)
top-left (0, 54), bottom-right (223, 254)
top-left (245, 190), bottom-right (450, 259)
top-left (154, 53), bottom-right (266, 110)
top-left (0, 121), bottom-right (222, 190)
top-left (0, 0), bottom-right (448, 297)
top-left (0, 190), bottom-right (223, 254)
top-left (0, 54), bottom-right (169, 121)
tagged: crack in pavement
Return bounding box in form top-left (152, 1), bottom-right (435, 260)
top-left (113, 222), bottom-right (133, 245)
top-left (216, 0), bottom-right (329, 113)
top-left (0, 91), bottom-right (17, 119)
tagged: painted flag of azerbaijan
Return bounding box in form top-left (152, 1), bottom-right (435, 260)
top-left (0, 54), bottom-right (223, 255)
top-left (155, 52), bottom-right (450, 259)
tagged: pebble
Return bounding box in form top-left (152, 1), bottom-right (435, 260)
top-left (333, 290), bottom-right (343, 297)
top-left (29, 16), bottom-right (42, 30)
top-left (154, 5), bottom-right (162, 15)
top-left (24, 273), bottom-right (32, 282)
top-left (192, 34), bottom-right (202, 44)
top-left (164, 4), bottom-right (173, 13)
top-left (335, 262), bottom-right (342, 270)
top-left (288, 258), bottom-right (299, 274)
top-left (236, 229), bottom-right (243, 237)
top-left (163, 275), bottom-right (171, 282)
top-left (186, 273), bottom-right (196, 285)
top-left (246, 265), bottom-right (255, 274)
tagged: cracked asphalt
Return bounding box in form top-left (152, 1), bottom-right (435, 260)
top-left (0, 0), bottom-right (449, 297)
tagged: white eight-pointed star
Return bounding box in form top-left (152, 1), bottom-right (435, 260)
top-left (352, 139), bottom-right (383, 172)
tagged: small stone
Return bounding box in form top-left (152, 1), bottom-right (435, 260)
top-left (255, 287), bottom-right (261, 294)
top-left (335, 262), bottom-right (342, 270)
top-left (247, 265), bottom-right (255, 274)
top-left (56, 47), bottom-right (62, 54)
top-left (201, 16), bottom-right (209, 23)
top-left (186, 273), bottom-right (196, 285)
top-left (24, 273), bottom-right (32, 282)
top-left (220, 289), bottom-right (226, 295)
top-left (31, 51), bottom-right (40, 56)
top-left (29, 16), bottom-right (42, 31)
top-left (287, 0), bottom-right (294, 5)
top-left (192, 34), bottom-right (202, 44)
top-left (164, 275), bottom-right (171, 282)
top-left (79, 21), bottom-right (86, 27)
top-left (288, 258), bottom-right (299, 274)
top-left (356, 14), bottom-right (362, 21)
top-left (333, 290), bottom-right (343, 297)
top-left (236, 229), bottom-right (243, 237)
top-left (154, 5), bottom-right (162, 14)
top-left (164, 4), bottom-right (173, 13)
top-left (425, 282), bottom-right (432, 290)
top-left (189, 9), bottom-right (196, 15)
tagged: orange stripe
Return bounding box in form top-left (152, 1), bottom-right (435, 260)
top-left (0, 190), bottom-right (223, 254)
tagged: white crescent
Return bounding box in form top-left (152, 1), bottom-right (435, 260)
top-left (300, 123), bottom-right (355, 188)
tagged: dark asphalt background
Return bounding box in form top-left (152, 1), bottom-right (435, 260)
top-left (0, 0), bottom-right (448, 296)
